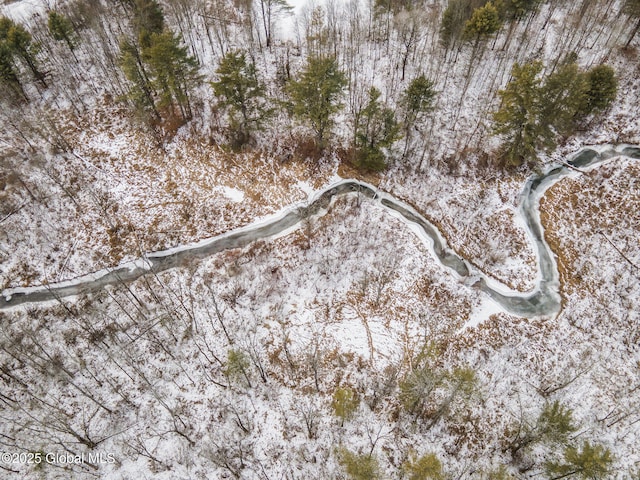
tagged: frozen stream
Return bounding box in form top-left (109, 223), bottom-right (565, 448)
top-left (1, 145), bottom-right (638, 315)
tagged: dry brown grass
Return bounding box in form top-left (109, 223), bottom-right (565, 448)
top-left (5, 102), bottom-right (341, 284)
top-left (336, 158), bottom-right (383, 186)
top-left (540, 161), bottom-right (640, 299)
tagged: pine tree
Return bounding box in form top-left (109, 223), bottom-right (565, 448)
top-left (440, 0), bottom-right (485, 48)
top-left (545, 441), bottom-right (613, 479)
top-left (401, 74), bottom-right (436, 158)
top-left (211, 50), bottom-right (272, 148)
top-left (120, 24), bottom-right (199, 125)
top-left (141, 30), bottom-right (199, 121)
top-left (119, 38), bottom-right (160, 121)
top-left (304, 6), bottom-right (329, 57)
top-left (331, 387), bottom-right (359, 426)
top-left (400, 75), bottom-right (436, 129)
top-left (536, 401), bottom-right (577, 444)
top-left (399, 342), bottom-right (442, 416)
top-left (502, 0), bottom-right (541, 20)
top-left (399, 366), bottom-right (440, 416)
top-left (493, 59), bottom-right (618, 166)
top-left (425, 367), bottom-right (477, 428)
top-left (225, 349), bottom-right (252, 387)
top-left (0, 40), bottom-right (25, 99)
top-left (286, 55), bottom-right (346, 148)
top-left (0, 17), bottom-right (46, 87)
top-left (492, 61), bottom-right (547, 166)
top-left (402, 75), bottom-right (437, 124)
top-left (354, 86), bottom-right (401, 171)
top-left (484, 466), bottom-right (516, 479)
top-left (48, 11), bottom-right (78, 52)
top-left (582, 65), bottom-right (617, 113)
top-left (132, 0), bottom-right (165, 47)
top-left (337, 448), bottom-right (381, 480)
top-left (539, 59), bottom-right (588, 137)
top-left (374, 0), bottom-right (416, 14)
top-left (463, 2), bottom-right (502, 40)
top-left (508, 401), bottom-right (577, 458)
top-left (403, 452), bottom-right (445, 480)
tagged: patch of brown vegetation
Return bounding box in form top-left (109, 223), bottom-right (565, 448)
top-left (447, 313), bottom-right (553, 353)
top-left (335, 150), bottom-right (383, 186)
top-left (3, 101), bottom-right (349, 288)
top-left (540, 161), bottom-right (640, 300)
top-left (415, 276), bottom-right (472, 331)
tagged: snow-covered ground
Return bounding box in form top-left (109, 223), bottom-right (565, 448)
top-left (0, 0), bottom-right (639, 477)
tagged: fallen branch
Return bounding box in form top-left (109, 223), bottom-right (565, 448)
top-left (599, 231), bottom-right (639, 271)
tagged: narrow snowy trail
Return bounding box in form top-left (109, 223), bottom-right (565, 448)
top-left (1, 145), bottom-right (638, 316)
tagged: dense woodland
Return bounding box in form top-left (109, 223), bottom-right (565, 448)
top-left (0, 0), bottom-right (635, 167)
top-left (0, 0), bottom-right (639, 478)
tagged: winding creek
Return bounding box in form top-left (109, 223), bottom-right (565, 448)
top-left (1, 144), bottom-right (638, 316)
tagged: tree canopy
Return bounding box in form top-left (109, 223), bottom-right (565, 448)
top-left (492, 61), bottom-right (546, 166)
top-left (492, 60), bottom-right (617, 166)
top-left (463, 2), bottom-right (502, 39)
top-left (354, 86), bottom-right (401, 171)
top-left (0, 16), bottom-right (46, 87)
top-left (286, 56), bottom-right (346, 147)
top-left (48, 11), bottom-right (78, 52)
top-left (546, 441), bottom-right (613, 479)
top-left (212, 50), bottom-right (271, 148)
top-left (337, 448), bottom-right (381, 480)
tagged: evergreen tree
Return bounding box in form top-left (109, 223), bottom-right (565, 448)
top-left (463, 2), bottom-right (502, 40)
top-left (48, 11), bottom-right (78, 52)
top-left (337, 448), bottom-right (381, 480)
top-left (440, 0), bottom-right (484, 48)
top-left (426, 367), bottom-right (477, 427)
top-left (401, 74), bottom-right (436, 157)
top-left (502, 0), bottom-right (541, 20)
top-left (375, 0), bottom-right (416, 14)
top-left (0, 17), bottom-right (13, 42)
top-left (119, 38), bottom-right (160, 121)
top-left (141, 30), bottom-right (199, 121)
top-left (508, 401), bottom-right (577, 458)
top-left (399, 342), bottom-right (442, 416)
top-left (403, 452), bottom-right (445, 480)
top-left (304, 6), bottom-right (329, 57)
top-left (537, 401), bottom-right (577, 444)
top-left (0, 17), bottom-right (46, 87)
top-left (402, 75), bottom-right (437, 124)
top-left (399, 366), bottom-right (440, 416)
top-left (484, 466), bottom-right (516, 479)
top-left (493, 59), bottom-right (618, 166)
top-left (492, 61), bottom-right (547, 166)
top-left (212, 50), bottom-right (272, 148)
top-left (539, 59), bottom-right (588, 137)
top-left (545, 441), bottom-right (613, 479)
top-left (132, 0), bottom-right (165, 47)
top-left (582, 65), bottom-right (617, 113)
top-left (225, 349), bottom-right (252, 387)
top-left (0, 41), bottom-right (24, 99)
top-left (331, 387), bottom-right (359, 426)
top-left (286, 55), bottom-right (346, 148)
top-left (354, 86), bottom-right (401, 171)
top-left (400, 75), bottom-right (436, 135)
top-left (120, 26), bottom-right (199, 124)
